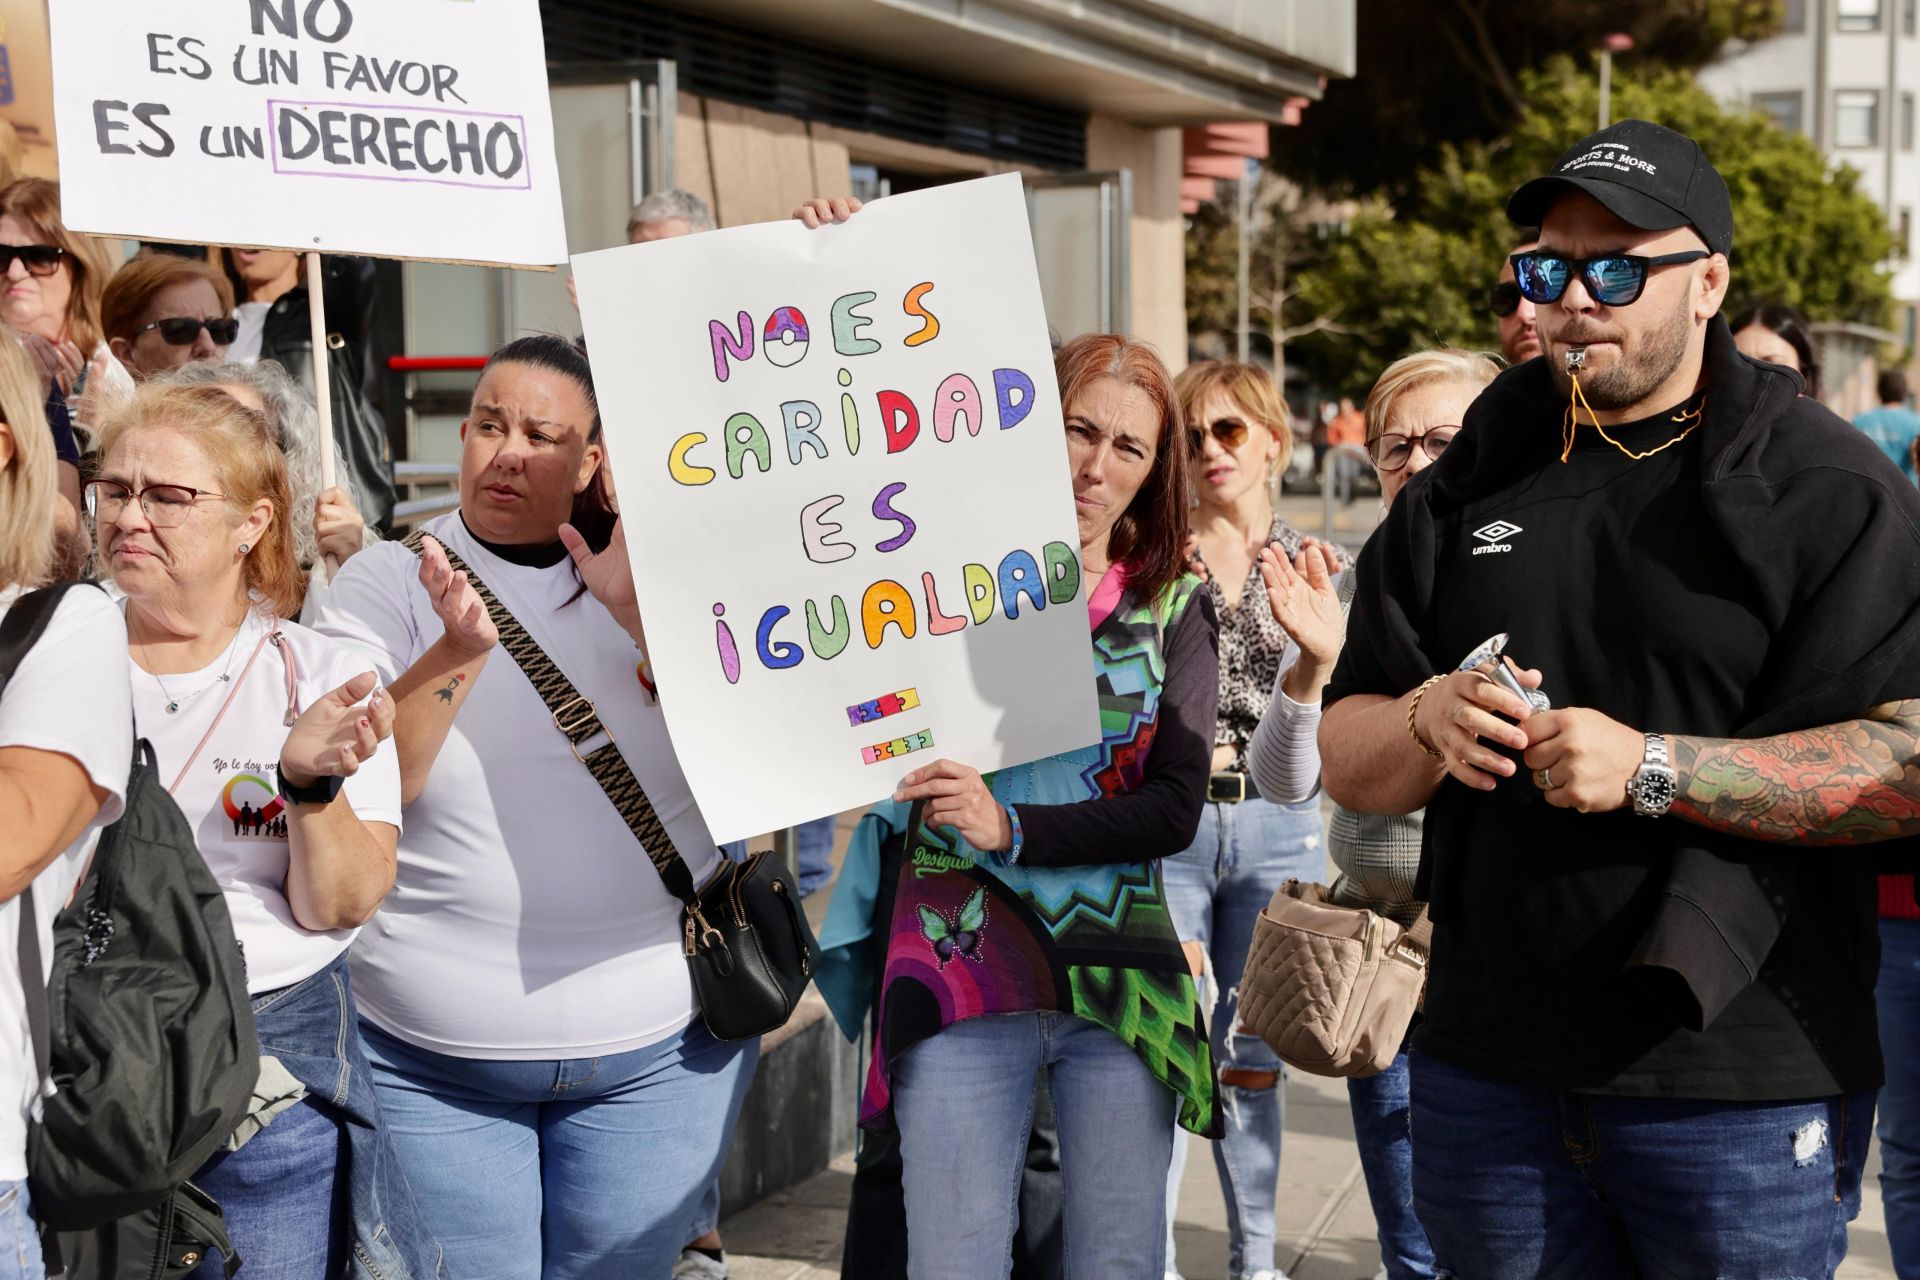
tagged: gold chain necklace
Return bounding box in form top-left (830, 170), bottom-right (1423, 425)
top-left (1560, 373), bottom-right (1705, 463)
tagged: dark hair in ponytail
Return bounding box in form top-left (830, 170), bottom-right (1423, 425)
top-left (479, 335), bottom-right (618, 603)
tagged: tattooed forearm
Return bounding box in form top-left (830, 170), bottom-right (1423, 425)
top-left (1669, 699), bottom-right (1920, 845)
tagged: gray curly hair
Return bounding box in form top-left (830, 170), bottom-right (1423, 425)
top-left (157, 359), bottom-right (372, 568)
top-left (628, 188), bottom-right (715, 236)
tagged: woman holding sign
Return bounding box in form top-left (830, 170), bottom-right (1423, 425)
top-left (312, 335), bottom-right (758, 1279)
top-left (855, 325), bottom-right (1220, 1279)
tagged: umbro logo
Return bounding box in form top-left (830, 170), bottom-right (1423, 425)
top-left (1471, 520), bottom-right (1521, 555)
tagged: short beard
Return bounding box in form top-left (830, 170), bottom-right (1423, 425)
top-left (1547, 298), bottom-right (1693, 411)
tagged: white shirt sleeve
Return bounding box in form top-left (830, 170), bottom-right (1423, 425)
top-left (0, 589), bottom-right (133, 827)
top-left (1246, 670), bottom-right (1322, 806)
top-left (308, 542), bottom-right (425, 685)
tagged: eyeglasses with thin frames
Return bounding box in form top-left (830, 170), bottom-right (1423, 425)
top-left (83, 480), bottom-right (226, 528)
top-left (1368, 427), bottom-right (1460, 473)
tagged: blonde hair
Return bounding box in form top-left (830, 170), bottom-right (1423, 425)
top-left (1175, 359), bottom-right (1294, 474)
top-left (1364, 349), bottom-right (1503, 445)
top-left (101, 253), bottom-right (236, 354)
top-left (0, 179), bottom-right (115, 354)
top-left (98, 385), bottom-right (306, 617)
top-left (0, 333), bottom-right (55, 590)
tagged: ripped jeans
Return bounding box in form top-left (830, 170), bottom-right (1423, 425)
top-left (1161, 796), bottom-right (1326, 1280)
top-left (1408, 1050), bottom-right (1872, 1280)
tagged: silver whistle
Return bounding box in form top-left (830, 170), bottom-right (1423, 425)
top-left (1457, 632), bottom-right (1550, 713)
top-left (1565, 346), bottom-right (1587, 370)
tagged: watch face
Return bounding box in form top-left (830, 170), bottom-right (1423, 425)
top-left (1635, 770), bottom-right (1677, 810)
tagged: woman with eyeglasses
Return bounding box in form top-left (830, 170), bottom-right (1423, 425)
top-left (1244, 347), bottom-right (1500, 1280)
top-left (1159, 359), bottom-right (1339, 1280)
top-left (84, 384), bottom-right (438, 1278)
top-left (101, 253), bottom-right (240, 379)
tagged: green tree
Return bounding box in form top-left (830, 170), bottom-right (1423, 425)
top-left (1279, 0), bottom-right (1782, 201)
top-left (1279, 59), bottom-right (1896, 395)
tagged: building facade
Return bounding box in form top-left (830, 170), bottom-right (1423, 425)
top-left (1698, 0), bottom-right (1916, 409)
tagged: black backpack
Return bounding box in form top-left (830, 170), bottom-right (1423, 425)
top-left (0, 583), bottom-right (259, 1276)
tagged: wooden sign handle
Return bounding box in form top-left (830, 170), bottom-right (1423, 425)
top-left (306, 251), bottom-right (339, 583)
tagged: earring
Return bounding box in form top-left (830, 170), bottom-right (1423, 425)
top-left (237, 543), bottom-right (251, 555)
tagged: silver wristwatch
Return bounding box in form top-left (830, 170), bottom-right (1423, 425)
top-left (1626, 733), bottom-right (1677, 818)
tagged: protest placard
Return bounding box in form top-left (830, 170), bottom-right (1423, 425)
top-left (574, 174), bottom-right (1101, 843)
top-left (47, 0), bottom-right (566, 267)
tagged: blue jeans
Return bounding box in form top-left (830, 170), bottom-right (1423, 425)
top-left (1347, 1048), bottom-right (1435, 1279)
top-left (193, 952), bottom-right (441, 1279)
top-left (1160, 796), bottom-right (1324, 1279)
top-left (894, 1011), bottom-right (1175, 1280)
top-left (189, 1098), bottom-right (346, 1279)
top-left (1879, 916), bottom-right (1920, 1277)
top-left (0, 1183), bottom-right (42, 1280)
top-left (795, 815), bottom-right (836, 898)
top-left (361, 1017), bottom-right (758, 1280)
top-left (1408, 1050), bottom-right (1872, 1279)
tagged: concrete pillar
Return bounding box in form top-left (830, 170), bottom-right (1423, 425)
top-left (1087, 115), bottom-right (1188, 370)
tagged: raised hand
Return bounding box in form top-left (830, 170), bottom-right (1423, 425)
top-left (1260, 541), bottom-right (1345, 672)
top-left (559, 517), bottom-right (644, 647)
top-left (791, 196), bottom-right (864, 229)
top-left (314, 487), bottom-right (366, 565)
top-left (418, 535), bottom-right (498, 658)
top-left (280, 671), bottom-right (392, 788)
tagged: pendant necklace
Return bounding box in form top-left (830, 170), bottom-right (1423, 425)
top-left (141, 620), bottom-right (247, 715)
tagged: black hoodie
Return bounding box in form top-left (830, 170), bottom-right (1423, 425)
top-left (1326, 316), bottom-right (1920, 1098)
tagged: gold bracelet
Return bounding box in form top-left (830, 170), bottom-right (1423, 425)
top-left (1406, 674), bottom-right (1447, 761)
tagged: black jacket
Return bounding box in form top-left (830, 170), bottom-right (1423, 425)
top-left (255, 256), bottom-right (397, 532)
top-left (1338, 315), bottom-right (1920, 1038)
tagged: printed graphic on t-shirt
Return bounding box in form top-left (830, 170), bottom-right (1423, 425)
top-left (212, 757), bottom-right (287, 840)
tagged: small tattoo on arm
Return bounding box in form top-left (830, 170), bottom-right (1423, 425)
top-left (434, 674), bottom-right (466, 705)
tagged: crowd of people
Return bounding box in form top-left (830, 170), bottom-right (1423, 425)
top-left (3, 111), bottom-right (1920, 1280)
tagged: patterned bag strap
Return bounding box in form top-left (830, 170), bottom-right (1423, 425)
top-left (403, 531), bottom-right (698, 907)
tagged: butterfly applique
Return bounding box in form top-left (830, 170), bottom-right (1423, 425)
top-left (919, 888), bottom-right (987, 968)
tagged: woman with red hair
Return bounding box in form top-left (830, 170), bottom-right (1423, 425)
top-left (864, 325), bottom-right (1222, 1278)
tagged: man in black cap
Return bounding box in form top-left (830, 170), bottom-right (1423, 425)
top-left (1318, 118), bottom-right (1920, 1274)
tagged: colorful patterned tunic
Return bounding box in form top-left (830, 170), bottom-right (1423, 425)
top-left (861, 572), bottom-right (1223, 1138)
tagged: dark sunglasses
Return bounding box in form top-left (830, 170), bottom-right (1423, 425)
top-left (0, 244), bottom-right (67, 278)
top-left (1510, 250), bottom-right (1711, 308)
top-left (1368, 427), bottom-right (1459, 473)
top-left (1489, 281), bottom-right (1523, 318)
top-left (1187, 417), bottom-right (1256, 454)
top-left (135, 316), bottom-right (241, 346)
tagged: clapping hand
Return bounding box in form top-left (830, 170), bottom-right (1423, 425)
top-left (1259, 541), bottom-right (1344, 672)
top-left (418, 535), bottom-right (498, 658)
top-left (280, 673), bottom-right (392, 788)
top-left (559, 517), bottom-right (645, 648)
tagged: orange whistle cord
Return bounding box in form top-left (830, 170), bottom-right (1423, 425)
top-left (1561, 372), bottom-right (1704, 463)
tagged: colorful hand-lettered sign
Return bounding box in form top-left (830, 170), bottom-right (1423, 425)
top-left (574, 174), bottom-right (1100, 842)
top-left (48, 0), bottom-right (566, 266)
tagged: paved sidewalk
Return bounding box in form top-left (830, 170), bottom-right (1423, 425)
top-left (721, 1064), bottom-right (1898, 1278)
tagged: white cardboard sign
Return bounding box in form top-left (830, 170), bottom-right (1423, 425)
top-left (574, 174), bottom-right (1101, 843)
top-left (48, 0), bottom-right (566, 266)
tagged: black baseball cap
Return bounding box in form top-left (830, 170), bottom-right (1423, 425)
top-left (1507, 119), bottom-right (1733, 257)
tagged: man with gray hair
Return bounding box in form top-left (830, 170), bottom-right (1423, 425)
top-left (628, 189), bottom-right (716, 243)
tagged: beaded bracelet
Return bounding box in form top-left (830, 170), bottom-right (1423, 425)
top-left (1406, 674), bottom-right (1448, 762)
top-left (1002, 802), bottom-right (1025, 864)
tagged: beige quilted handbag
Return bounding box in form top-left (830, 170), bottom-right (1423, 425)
top-left (1238, 880), bottom-right (1431, 1079)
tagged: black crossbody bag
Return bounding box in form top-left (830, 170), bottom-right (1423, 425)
top-left (406, 535), bottom-right (820, 1040)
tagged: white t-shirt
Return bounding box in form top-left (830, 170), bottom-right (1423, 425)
top-left (0, 587), bottom-right (130, 1181)
top-left (130, 609), bottom-right (401, 995)
top-left (230, 301), bottom-right (271, 365)
top-left (312, 513), bottom-right (721, 1059)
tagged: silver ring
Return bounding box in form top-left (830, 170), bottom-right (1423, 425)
top-left (1538, 766), bottom-right (1554, 790)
